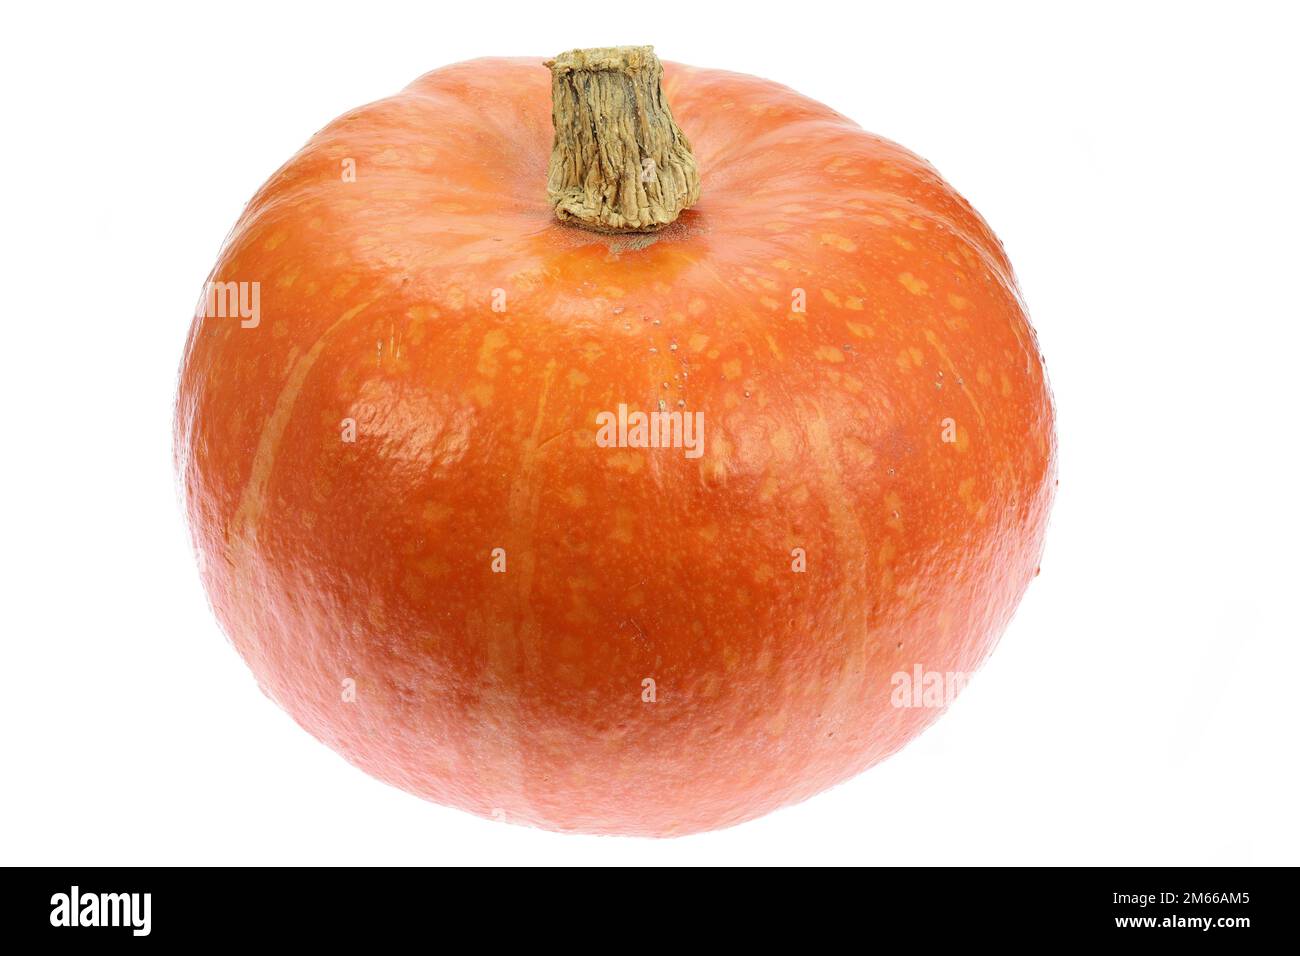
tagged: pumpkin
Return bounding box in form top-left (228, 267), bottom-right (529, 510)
top-left (175, 46), bottom-right (1055, 836)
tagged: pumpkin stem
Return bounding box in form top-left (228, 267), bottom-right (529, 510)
top-left (545, 46), bottom-right (701, 233)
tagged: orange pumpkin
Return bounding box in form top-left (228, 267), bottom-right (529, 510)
top-left (175, 46), bottom-right (1055, 835)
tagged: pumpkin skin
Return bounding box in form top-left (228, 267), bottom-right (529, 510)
top-left (175, 56), bottom-right (1055, 836)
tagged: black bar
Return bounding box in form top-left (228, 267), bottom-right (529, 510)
top-left (4, 866), bottom-right (1289, 943)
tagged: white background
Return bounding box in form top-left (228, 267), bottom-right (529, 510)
top-left (3, 1), bottom-right (1297, 866)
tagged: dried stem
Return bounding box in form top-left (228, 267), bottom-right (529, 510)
top-left (545, 46), bottom-right (701, 233)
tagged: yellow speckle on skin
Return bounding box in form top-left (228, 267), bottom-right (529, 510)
top-left (885, 492), bottom-right (904, 532)
top-left (567, 368), bottom-right (589, 387)
top-left (510, 268), bottom-right (546, 294)
top-left (772, 259), bottom-right (794, 271)
top-left (689, 332), bottom-right (710, 353)
top-left (702, 458), bottom-right (728, 486)
top-left (845, 321), bottom-right (874, 339)
top-left (866, 213), bottom-right (890, 226)
top-left (606, 451), bottom-right (644, 474)
top-left (822, 289), bottom-right (842, 307)
top-left (469, 382), bottom-right (494, 407)
top-left (422, 501), bottom-right (452, 524)
top-left (330, 276), bottom-right (360, 299)
top-left (771, 427), bottom-right (795, 459)
top-left (844, 296), bottom-right (864, 310)
top-left (688, 298), bottom-right (707, 316)
top-left (765, 709), bottom-right (788, 736)
top-left (899, 272), bottom-right (929, 296)
top-left (821, 233), bottom-right (857, 252)
top-left (958, 477), bottom-right (987, 521)
top-left (722, 359), bottom-right (743, 380)
top-left (476, 329), bottom-right (509, 377)
top-left (263, 231), bottom-right (287, 251)
top-left (892, 236), bottom-right (916, 251)
top-left (948, 293), bottom-right (969, 310)
top-left (698, 524), bottom-right (719, 542)
top-left (894, 346), bottom-right (925, 373)
top-left (815, 345), bottom-right (846, 363)
top-left (611, 508), bottom-right (635, 544)
top-left (759, 296), bottom-right (780, 310)
top-left (843, 436), bottom-right (875, 469)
